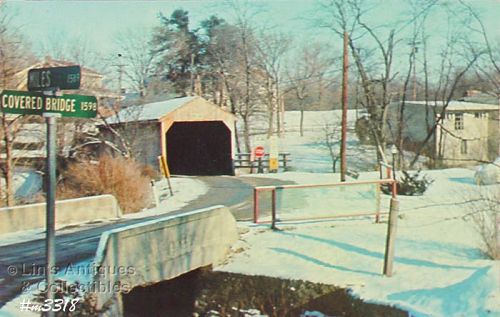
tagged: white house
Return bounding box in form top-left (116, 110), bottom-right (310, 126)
top-left (385, 100), bottom-right (499, 167)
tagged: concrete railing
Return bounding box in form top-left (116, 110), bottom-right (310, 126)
top-left (0, 195), bottom-right (122, 234)
top-left (92, 205), bottom-right (238, 316)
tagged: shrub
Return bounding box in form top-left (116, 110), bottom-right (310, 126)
top-left (382, 170), bottom-right (434, 196)
top-left (59, 154), bottom-right (152, 213)
top-left (141, 164), bottom-right (161, 180)
top-left (468, 189), bottom-right (500, 260)
top-left (354, 117), bottom-right (375, 145)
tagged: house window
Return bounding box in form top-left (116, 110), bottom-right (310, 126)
top-left (474, 112), bottom-right (486, 119)
top-left (460, 140), bottom-right (468, 154)
top-left (454, 113), bottom-right (464, 130)
top-left (446, 113), bottom-right (454, 120)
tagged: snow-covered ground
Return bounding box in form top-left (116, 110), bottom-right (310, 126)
top-left (246, 110), bottom-right (427, 173)
top-left (3, 110), bottom-right (498, 316)
top-left (220, 168), bottom-right (500, 317)
top-left (123, 176), bottom-right (207, 219)
top-left (248, 110), bottom-right (376, 173)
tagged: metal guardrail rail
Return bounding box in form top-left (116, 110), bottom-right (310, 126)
top-left (253, 178), bottom-right (397, 228)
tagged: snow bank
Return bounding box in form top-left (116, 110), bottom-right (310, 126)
top-left (220, 168), bottom-right (500, 317)
top-left (123, 176), bottom-right (208, 219)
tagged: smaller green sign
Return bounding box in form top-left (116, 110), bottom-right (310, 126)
top-left (28, 65), bottom-right (81, 91)
top-left (0, 90), bottom-right (97, 118)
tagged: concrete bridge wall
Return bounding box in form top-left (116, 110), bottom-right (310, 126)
top-left (0, 195), bottom-right (121, 234)
top-left (92, 205), bottom-right (238, 315)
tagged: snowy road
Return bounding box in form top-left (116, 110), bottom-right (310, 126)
top-left (0, 175), bottom-right (292, 308)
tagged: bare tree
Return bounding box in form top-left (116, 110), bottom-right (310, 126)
top-left (316, 0), bottom-right (489, 170)
top-left (206, 0), bottom-right (267, 153)
top-left (39, 32), bottom-right (101, 69)
top-left (321, 120), bottom-right (341, 173)
top-left (0, 6), bottom-right (35, 206)
top-left (114, 27), bottom-right (157, 96)
top-left (255, 31), bottom-right (291, 137)
top-left (316, 0), bottom-right (403, 163)
top-left (407, 2), bottom-right (486, 167)
top-left (286, 43), bottom-right (336, 136)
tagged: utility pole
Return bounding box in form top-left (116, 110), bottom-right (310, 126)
top-left (340, 31), bottom-right (349, 182)
top-left (409, 41), bottom-right (420, 101)
top-left (116, 53), bottom-right (124, 109)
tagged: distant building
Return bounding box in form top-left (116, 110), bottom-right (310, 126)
top-left (101, 96), bottom-right (237, 175)
top-left (385, 101), bottom-right (499, 167)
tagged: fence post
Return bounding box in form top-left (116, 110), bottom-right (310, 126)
top-left (151, 180), bottom-right (160, 207)
top-left (253, 188), bottom-right (259, 223)
top-left (258, 158), bottom-right (263, 173)
top-left (383, 198), bottom-right (399, 277)
top-left (271, 188), bottom-right (277, 230)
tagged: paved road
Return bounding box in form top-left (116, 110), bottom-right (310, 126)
top-left (0, 175), bottom-right (291, 307)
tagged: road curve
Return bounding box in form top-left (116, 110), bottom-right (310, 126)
top-left (0, 175), bottom-right (292, 307)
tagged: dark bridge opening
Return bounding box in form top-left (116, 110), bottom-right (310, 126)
top-left (122, 268), bottom-right (409, 317)
top-left (166, 121), bottom-right (233, 176)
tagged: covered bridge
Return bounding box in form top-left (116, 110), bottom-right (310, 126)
top-left (101, 96), bottom-right (237, 176)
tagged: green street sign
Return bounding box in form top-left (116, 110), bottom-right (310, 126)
top-left (28, 65), bottom-right (81, 91)
top-left (0, 90), bottom-right (97, 118)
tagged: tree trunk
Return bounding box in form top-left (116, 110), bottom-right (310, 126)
top-left (267, 103), bottom-right (274, 138)
top-left (299, 107), bottom-right (304, 137)
top-left (234, 121), bottom-right (242, 154)
top-left (275, 91), bottom-right (281, 137)
top-left (242, 115), bottom-right (251, 154)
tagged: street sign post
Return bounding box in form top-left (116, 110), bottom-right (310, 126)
top-left (0, 90), bottom-right (97, 118)
top-left (3, 64), bottom-right (91, 317)
top-left (268, 136), bottom-right (279, 173)
top-left (254, 146), bottom-right (265, 173)
top-left (28, 65), bottom-right (81, 91)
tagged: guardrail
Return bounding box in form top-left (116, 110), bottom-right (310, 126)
top-left (234, 152), bottom-right (291, 173)
top-left (253, 178), bottom-right (397, 228)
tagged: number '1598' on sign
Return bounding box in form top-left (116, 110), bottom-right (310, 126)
top-left (0, 90), bottom-right (97, 118)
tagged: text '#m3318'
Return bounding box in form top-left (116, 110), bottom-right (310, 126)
top-left (0, 90), bottom-right (97, 118)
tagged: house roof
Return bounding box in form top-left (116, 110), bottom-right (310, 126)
top-left (15, 57), bottom-right (103, 80)
top-left (401, 101), bottom-right (499, 112)
top-left (105, 96), bottom-right (199, 124)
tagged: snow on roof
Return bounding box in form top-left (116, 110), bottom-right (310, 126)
top-left (105, 96), bottom-right (198, 124)
top-left (402, 100), bottom-right (499, 111)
